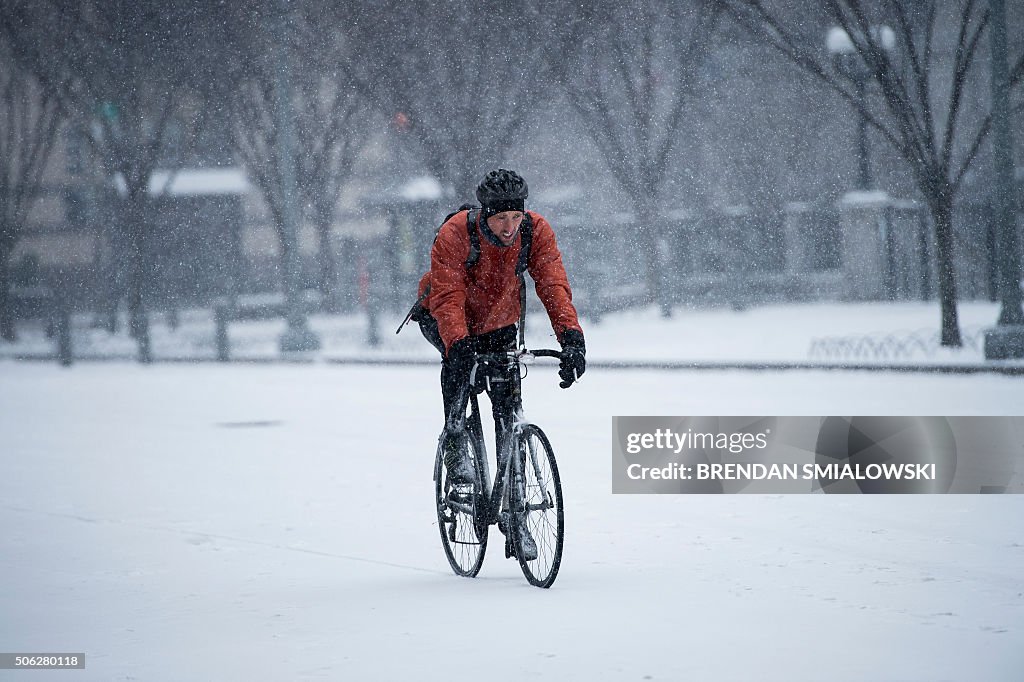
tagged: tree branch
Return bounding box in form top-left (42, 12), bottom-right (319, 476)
top-left (951, 114), bottom-right (991, 193)
top-left (652, 2), bottom-right (720, 182)
top-left (833, 0), bottom-right (933, 170)
top-left (889, 0), bottom-right (939, 151)
top-left (941, 2), bottom-right (988, 175)
top-left (1009, 51), bottom-right (1024, 88)
top-left (724, 0), bottom-right (913, 162)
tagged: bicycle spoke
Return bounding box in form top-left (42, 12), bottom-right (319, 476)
top-left (435, 437), bottom-right (488, 577)
top-left (434, 350), bottom-right (568, 586)
top-left (513, 424), bottom-right (564, 588)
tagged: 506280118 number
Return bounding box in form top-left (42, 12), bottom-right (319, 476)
top-left (0, 653), bottom-right (85, 669)
top-left (17, 656), bottom-right (78, 667)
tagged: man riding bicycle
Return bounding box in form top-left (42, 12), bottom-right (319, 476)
top-left (414, 169), bottom-right (586, 560)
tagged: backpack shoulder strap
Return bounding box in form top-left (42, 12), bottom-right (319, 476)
top-left (465, 209), bottom-right (481, 269)
top-left (515, 212), bottom-right (535, 349)
top-left (515, 212), bottom-right (533, 277)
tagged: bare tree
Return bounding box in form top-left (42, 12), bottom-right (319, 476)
top-left (720, 0), bottom-right (1024, 346)
top-left (532, 0), bottom-right (722, 316)
top-left (1, 0), bottom-right (225, 361)
top-left (229, 3), bottom-right (373, 312)
top-left (0, 39), bottom-right (66, 341)
top-left (340, 0), bottom-right (546, 197)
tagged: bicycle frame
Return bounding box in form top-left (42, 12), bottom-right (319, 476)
top-left (435, 346), bottom-right (566, 586)
top-left (446, 349), bottom-right (561, 528)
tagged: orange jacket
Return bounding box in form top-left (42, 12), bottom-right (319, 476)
top-left (418, 210), bottom-right (582, 353)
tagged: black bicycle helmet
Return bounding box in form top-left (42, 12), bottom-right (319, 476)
top-left (476, 169), bottom-right (529, 216)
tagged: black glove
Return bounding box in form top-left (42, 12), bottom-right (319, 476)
top-left (446, 336), bottom-right (478, 377)
top-left (558, 329), bottom-right (586, 389)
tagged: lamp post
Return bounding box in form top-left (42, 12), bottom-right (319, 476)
top-left (274, 0), bottom-right (320, 353)
top-left (826, 26), bottom-right (894, 190)
top-left (983, 0), bottom-right (1024, 359)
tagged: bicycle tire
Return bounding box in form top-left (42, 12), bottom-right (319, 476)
top-left (434, 432), bottom-right (488, 577)
top-left (511, 424), bottom-right (564, 588)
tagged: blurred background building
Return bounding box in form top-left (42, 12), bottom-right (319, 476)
top-left (1, 0), bottom-right (1021, 346)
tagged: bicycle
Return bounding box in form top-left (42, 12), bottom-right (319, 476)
top-left (433, 347), bottom-right (566, 588)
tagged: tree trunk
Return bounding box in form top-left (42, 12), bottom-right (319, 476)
top-left (314, 202), bottom-right (340, 313)
top-left (930, 198), bottom-right (962, 347)
top-left (125, 195), bottom-right (152, 363)
top-left (636, 200), bottom-right (671, 318)
top-left (98, 215), bottom-right (126, 333)
top-left (0, 249), bottom-right (15, 342)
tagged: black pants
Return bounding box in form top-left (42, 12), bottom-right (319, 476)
top-left (418, 311), bottom-right (518, 455)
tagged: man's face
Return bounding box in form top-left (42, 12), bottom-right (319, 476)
top-left (487, 210), bottom-right (525, 246)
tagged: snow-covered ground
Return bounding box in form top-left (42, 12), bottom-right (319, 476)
top-left (1, 359), bottom-right (1022, 681)
top-left (1, 299), bottom-right (1020, 367)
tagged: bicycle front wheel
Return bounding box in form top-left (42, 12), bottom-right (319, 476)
top-left (434, 433), bottom-right (488, 577)
top-left (513, 424), bottom-right (564, 588)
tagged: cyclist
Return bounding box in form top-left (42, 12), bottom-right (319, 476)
top-left (415, 169), bottom-right (586, 560)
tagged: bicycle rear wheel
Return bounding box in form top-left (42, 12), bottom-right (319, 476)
top-left (512, 424), bottom-right (564, 588)
top-left (434, 433), bottom-right (488, 577)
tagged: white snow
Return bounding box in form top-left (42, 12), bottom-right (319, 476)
top-left (826, 27), bottom-right (855, 54)
top-left (826, 25), bottom-right (895, 55)
top-left (840, 190), bottom-right (890, 207)
top-left (1, 354), bottom-right (1022, 680)
top-left (113, 168), bottom-right (251, 197)
top-left (399, 175), bottom-right (445, 201)
top-left (2, 300), bottom-right (1019, 368)
top-left (148, 168), bottom-right (252, 196)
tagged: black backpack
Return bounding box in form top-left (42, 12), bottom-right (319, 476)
top-left (396, 204), bottom-right (533, 335)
